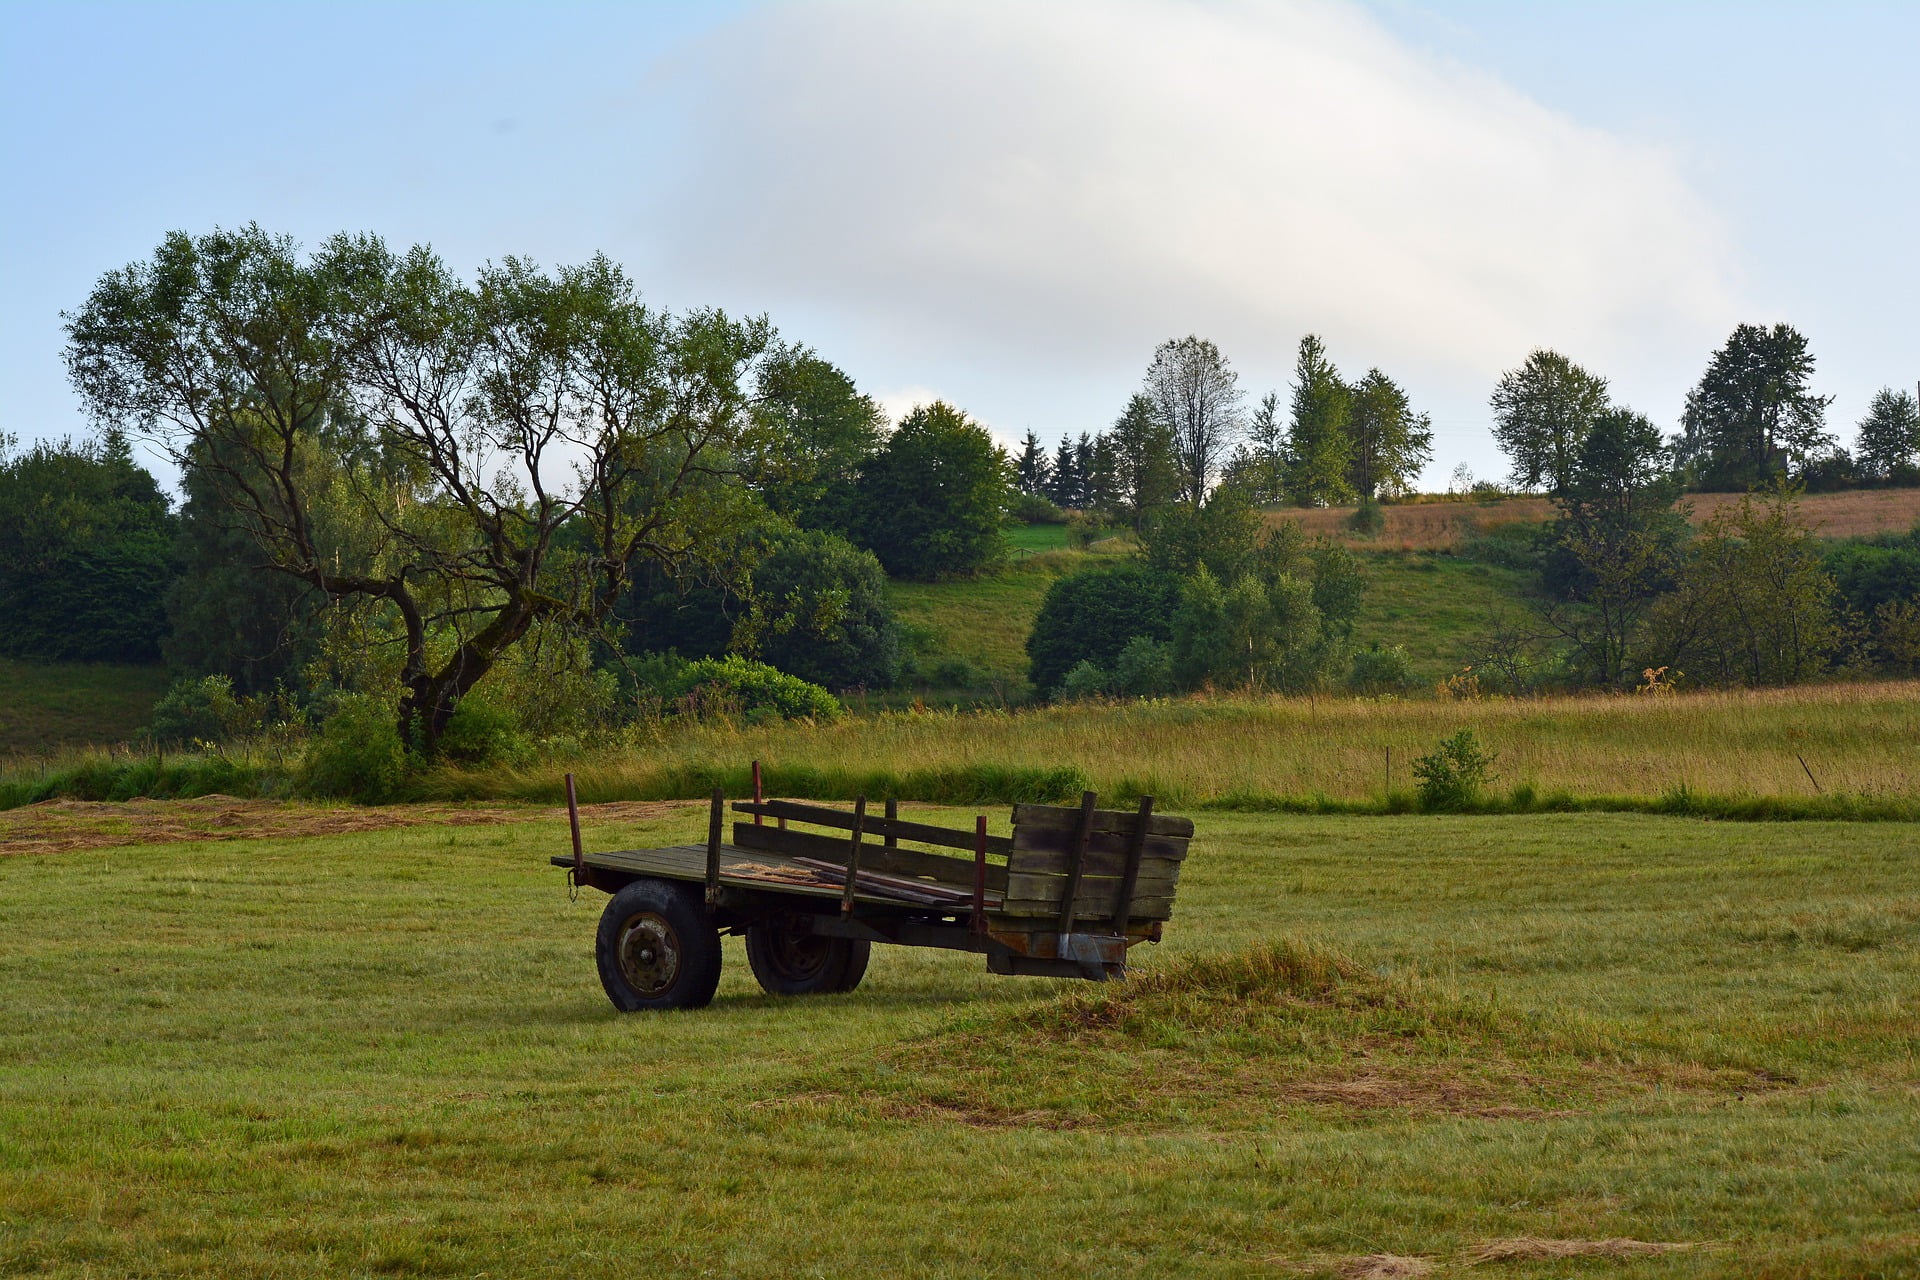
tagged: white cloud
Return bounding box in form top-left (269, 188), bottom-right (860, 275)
top-left (641, 0), bottom-right (1742, 474)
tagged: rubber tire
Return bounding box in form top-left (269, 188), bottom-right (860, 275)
top-left (595, 878), bottom-right (723, 1011)
top-left (744, 923), bottom-right (871, 996)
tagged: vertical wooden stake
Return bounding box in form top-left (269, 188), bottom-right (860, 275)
top-left (841, 795), bottom-right (867, 917)
top-left (970, 814), bottom-right (988, 936)
top-left (884, 797), bottom-right (899, 848)
top-left (1111, 795), bottom-right (1154, 933)
top-left (565, 773), bottom-right (584, 881)
top-left (705, 787), bottom-right (723, 907)
top-left (751, 759), bottom-right (764, 825)
top-left (1058, 789), bottom-right (1098, 938)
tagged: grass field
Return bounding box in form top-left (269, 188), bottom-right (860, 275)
top-left (2, 803), bottom-right (1915, 1277)
top-left (0, 659), bottom-right (169, 756)
top-left (434, 681), bottom-right (1920, 818)
top-left (1275, 487), bottom-right (1920, 551)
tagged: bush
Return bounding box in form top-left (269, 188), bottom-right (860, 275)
top-left (1413, 729), bottom-right (1497, 812)
top-left (1111, 636), bottom-right (1174, 697)
top-left (1347, 644), bottom-right (1416, 695)
top-left (300, 695), bottom-right (410, 803)
top-left (930, 656), bottom-right (979, 689)
top-left (670, 655), bottom-right (843, 723)
top-left (1346, 496), bottom-right (1385, 537)
top-left (1009, 492), bottom-right (1066, 524)
top-left (1055, 659), bottom-right (1112, 701)
top-left (438, 696), bottom-right (529, 766)
top-left (1026, 563), bottom-right (1181, 695)
top-left (750, 530), bottom-right (900, 689)
top-left (147, 675), bottom-right (247, 744)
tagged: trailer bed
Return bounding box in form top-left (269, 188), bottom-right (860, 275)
top-left (551, 844), bottom-right (1005, 910)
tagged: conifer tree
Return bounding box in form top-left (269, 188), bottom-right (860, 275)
top-left (1285, 335), bottom-right (1354, 506)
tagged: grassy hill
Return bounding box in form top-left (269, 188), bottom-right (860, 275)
top-left (0, 659), bottom-right (169, 756)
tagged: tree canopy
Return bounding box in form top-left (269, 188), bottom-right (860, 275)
top-left (1677, 323), bottom-right (1835, 489)
top-left (1489, 349), bottom-right (1610, 494)
top-left (65, 224), bottom-right (773, 749)
top-left (1144, 336), bottom-right (1244, 503)
top-left (851, 401), bottom-right (1009, 579)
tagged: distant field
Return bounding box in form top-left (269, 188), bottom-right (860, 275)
top-left (1274, 486), bottom-right (1920, 550)
top-left (1351, 552), bottom-right (1536, 682)
top-left (2, 805), bottom-right (1914, 1276)
top-left (0, 659), bottom-right (169, 755)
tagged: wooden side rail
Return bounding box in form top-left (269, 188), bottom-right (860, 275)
top-left (732, 799), bottom-right (1014, 856)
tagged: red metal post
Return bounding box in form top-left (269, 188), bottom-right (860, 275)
top-left (565, 772), bottom-right (584, 881)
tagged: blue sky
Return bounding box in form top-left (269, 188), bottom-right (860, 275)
top-left (3, 1), bottom-right (1914, 489)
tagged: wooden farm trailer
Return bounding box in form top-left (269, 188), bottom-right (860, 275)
top-left (553, 774), bottom-right (1194, 1010)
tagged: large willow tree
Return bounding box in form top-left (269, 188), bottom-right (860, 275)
top-left (66, 225), bottom-right (774, 750)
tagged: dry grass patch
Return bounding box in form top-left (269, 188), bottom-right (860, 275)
top-left (1462, 1236), bottom-right (1702, 1264)
top-left (0, 795), bottom-right (694, 855)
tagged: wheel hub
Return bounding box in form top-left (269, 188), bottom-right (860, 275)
top-left (768, 929), bottom-right (834, 981)
top-left (616, 912), bottom-right (681, 996)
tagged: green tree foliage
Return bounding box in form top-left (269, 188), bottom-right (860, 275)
top-left (1025, 562), bottom-right (1181, 695)
top-left (1854, 387), bottom-right (1920, 480)
top-left (1677, 323), bottom-right (1835, 488)
top-left (162, 452), bottom-right (324, 693)
top-left (1489, 349), bottom-right (1610, 494)
top-left (744, 530), bottom-right (899, 690)
top-left (1344, 368), bottom-right (1433, 499)
top-left (65, 225), bottom-right (772, 752)
top-left (1284, 335), bottom-right (1354, 507)
top-left (747, 345), bottom-right (885, 532)
top-left (0, 431), bottom-right (177, 662)
top-left (1014, 429), bottom-right (1051, 496)
top-left (1140, 486), bottom-right (1265, 582)
top-left (668, 655), bottom-right (843, 723)
top-left (1231, 391), bottom-right (1288, 505)
top-left (299, 694), bottom-right (411, 803)
top-left (1538, 409), bottom-right (1686, 686)
top-left (1105, 392), bottom-right (1182, 528)
top-left (1143, 336), bottom-right (1244, 503)
top-left (1647, 487), bottom-right (1838, 686)
top-left (853, 401), bottom-right (1010, 580)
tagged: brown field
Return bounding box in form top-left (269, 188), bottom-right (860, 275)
top-left (1273, 487), bottom-right (1920, 550)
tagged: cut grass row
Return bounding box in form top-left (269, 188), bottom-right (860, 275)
top-left (2, 807), bottom-right (1915, 1275)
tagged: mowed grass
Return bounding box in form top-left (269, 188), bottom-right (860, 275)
top-left (454, 680), bottom-right (1920, 813)
top-left (1272, 486), bottom-right (1920, 551)
top-left (0, 659), bottom-right (170, 755)
top-left (1351, 552), bottom-right (1537, 682)
top-left (1, 806), bottom-right (1916, 1277)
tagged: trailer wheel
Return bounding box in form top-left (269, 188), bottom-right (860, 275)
top-left (745, 923), bottom-right (871, 996)
top-left (595, 879), bottom-right (722, 1011)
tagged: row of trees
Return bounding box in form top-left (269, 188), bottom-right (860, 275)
top-left (1015, 334), bottom-right (1435, 521)
top-left (1493, 325), bottom-right (1920, 497)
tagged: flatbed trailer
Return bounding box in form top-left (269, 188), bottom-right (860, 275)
top-left (553, 772), bottom-right (1194, 1010)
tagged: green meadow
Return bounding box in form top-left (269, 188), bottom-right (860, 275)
top-left (2, 804), bottom-right (1916, 1278)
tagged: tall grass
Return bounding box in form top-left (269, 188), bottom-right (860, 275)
top-left (423, 681), bottom-right (1920, 818)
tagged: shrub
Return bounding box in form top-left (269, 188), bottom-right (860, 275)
top-left (1110, 636), bottom-right (1173, 697)
top-left (930, 656), bottom-right (978, 689)
top-left (147, 675), bottom-right (246, 744)
top-left (1347, 644), bottom-right (1416, 695)
top-left (1413, 729), bottom-right (1497, 812)
top-left (438, 696), bottom-right (530, 765)
top-left (1026, 562), bottom-right (1181, 695)
top-left (1064, 511), bottom-right (1110, 548)
top-left (1346, 496), bottom-right (1385, 537)
top-left (300, 695), bottom-right (410, 803)
top-left (1055, 659), bottom-right (1112, 701)
top-left (749, 529), bottom-right (900, 689)
top-left (670, 655), bottom-right (842, 723)
top-left (852, 401), bottom-right (1009, 580)
top-left (1009, 492), bottom-right (1066, 524)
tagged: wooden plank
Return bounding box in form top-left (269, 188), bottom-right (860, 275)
top-left (1111, 795), bottom-right (1154, 932)
top-left (1057, 790), bottom-right (1098, 935)
top-left (1013, 802), bottom-right (1194, 839)
top-left (994, 894), bottom-right (1176, 920)
top-left (841, 796), bottom-right (866, 916)
top-left (734, 799), bottom-right (1013, 855)
top-left (733, 823), bottom-right (1009, 892)
top-left (1007, 843), bottom-right (1183, 879)
top-left (578, 845), bottom-right (955, 908)
top-left (1009, 824), bottom-right (1187, 865)
top-left (1004, 869), bottom-right (1179, 904)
